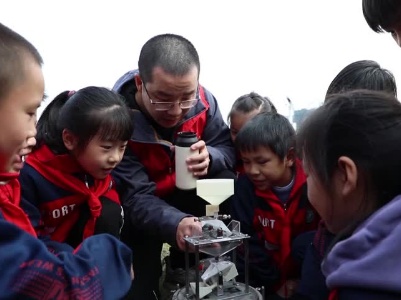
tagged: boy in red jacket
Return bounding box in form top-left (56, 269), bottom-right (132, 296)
top-left (231, 112), bottom-right (319, 299)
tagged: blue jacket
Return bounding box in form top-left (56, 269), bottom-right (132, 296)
top-left (294, 223), bottom-right (334, 300)
top-left (0, 214), bottom-right (132, 299)
top-left (112, 70), bottom-right (235, 247)
top-left (323, 194), bottom-right (401, 299)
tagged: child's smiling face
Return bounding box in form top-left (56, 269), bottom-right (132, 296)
top-left (0, 57), bottom-right (44, 173)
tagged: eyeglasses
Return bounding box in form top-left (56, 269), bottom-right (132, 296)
top-left (142, 81), bottom-right (199, 111)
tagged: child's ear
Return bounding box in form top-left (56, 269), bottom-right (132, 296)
top-left (336, 156), bottom-right (358, 197)
top-left (62, 129), bottom-right (78, 151)
top-left (285, 147), bottom-right (296, 167)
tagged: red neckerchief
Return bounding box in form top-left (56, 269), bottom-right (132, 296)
top-left (26, 144), bottom-right (113, 241)
top-left (0, 172), bottom-right (37, 236)
top-left (328, 289), bottom-right (338, 300)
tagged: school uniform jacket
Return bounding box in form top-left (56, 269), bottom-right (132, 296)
top-left (231, 160), bottom-right (319, 292)
top-left (112, 69), bottom-right (235, 247)
top-left (0, 172), bottom-right (132, 299)
top-left (0, 218), bottom-right (132, 299)
top-left (19, 145), bottom-right (124, 249)
top-left (295, 221), bottom-right (334, 300)
top-left (0, 172), bottom-right (37, 236)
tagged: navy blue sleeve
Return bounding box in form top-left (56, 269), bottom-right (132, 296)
top-left (230, 175), bottom-right (278, 288)
top-left (112, 147), bottom-right (190, 247)
top-left (0, 219), bottom-right (132, 300)
top-left (19, 164), bottom-right (41, 229)
top-left (19, 164), bottom-right (74, 253)
top-left (338, 288), bottom-right (401, 300)
top-left (201, 88), bottom-right (236, 175)
top-left (295, 242), bottom-right (329, 300)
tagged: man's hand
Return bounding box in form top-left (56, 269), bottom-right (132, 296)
top-left (187, 140), bottom-right (210, 176)
top-left (176, 217), bottom-right (203, 251)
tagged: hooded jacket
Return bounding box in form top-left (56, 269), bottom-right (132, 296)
top-left (112, 69), bottom-right (235, 246)
top-left (323, 194), bottom-right (401, 299)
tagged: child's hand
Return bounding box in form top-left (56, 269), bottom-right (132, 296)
top-left (276, 279), bottom-right (298, 299)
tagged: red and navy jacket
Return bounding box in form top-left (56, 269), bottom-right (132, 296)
top-left (112, 69), bottom-right (235, 247)
top-left (128, 85), bottom-right (210, 198)
top-left (0, 172), bottom-right (37, 236)
top-left (0, 217), bottom-right (133, 299)
top-left (0, 171), bottom-right (132, 299)
top-left (19, 145), bottom-right (124, 249)
top-left (231, 161), bottom-right (320, 293)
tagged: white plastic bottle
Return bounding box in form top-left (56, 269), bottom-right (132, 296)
top-left (175, 131), bottom-right (199, 190)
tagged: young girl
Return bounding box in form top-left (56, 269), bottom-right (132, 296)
top-left (298, 90), bottom-right (401, 299)
top-left (20, 86), bottom-right (133, 248)
top-left (326, 60), bottom-right (397, 97)
top-left (293, 59), bottom-right (398, 300)
top-left (0, 22), bottom-right (132, 299)
top-left (227, 92), bottom-right (276, 175)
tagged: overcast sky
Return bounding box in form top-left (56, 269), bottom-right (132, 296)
top-left (1, 0), bottom-right (400, 119)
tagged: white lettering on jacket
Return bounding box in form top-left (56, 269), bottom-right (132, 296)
top-left (51, 204), bottom-right (76, 219)
top-left (258, 216), bottom-right (276, 229)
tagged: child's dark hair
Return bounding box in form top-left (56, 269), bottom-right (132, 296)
top-left (0, 22), bottom-right (43, 101)
top-left (235, 112), bottom-right (295, 160)
top-left (36, 86), bottom-right (133, 154)
top-left (326, 60), bottom-right (397, 98)
top-left (362, 0), bottom-right (401, 33)
top-left (298, 90), bottom-right (401, 217)
top-left (228, 92), bottom-right (277, 124)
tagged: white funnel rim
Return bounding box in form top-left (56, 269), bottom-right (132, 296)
top-left (196, 179), bottom-right (234, 206)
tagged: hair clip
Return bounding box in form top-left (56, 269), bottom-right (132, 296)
top-left (68, 90), bottom-right (76, 97)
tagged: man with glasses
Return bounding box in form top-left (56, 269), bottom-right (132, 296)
top-left (112, 33), bottom-right (236, 299)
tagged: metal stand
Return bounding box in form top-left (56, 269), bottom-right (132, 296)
top-left (173, 219), bottom-right (262, 300)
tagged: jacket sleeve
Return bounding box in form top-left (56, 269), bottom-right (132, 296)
top-left (0, 219), bottom-right (132, 300)
top-left (19, 164), bottom-right (41, 229)
top-left (337, 288), bottom-right (401, 300)
top-left (201, 88), bottom-right (236, 175)
top-left (112, 147), bottom-right (190, 247)
top-left (294, 241), bottom-right (329, 300)
top-left (230, 175), bottom-right (278, 288)
top-left (19, 165), bottom-right (74, 253)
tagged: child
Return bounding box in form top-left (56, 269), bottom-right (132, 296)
top-left (20, 87), bottom-right (133, 248)
top-left (293, 59), bottom-right (398, 300)
top-left (231, 112), bottom-right (319, 299)
top-left (227, 92), bottom-right (276, 175)
top-left (0, 22), bottom-right (132, 299)
top-left (362, 0), bottom-right (401, 47)
top-left (298, 90), bottom-right (401, 299)
top-left (326, 60), bottom-right (397, 96)
top-left (228, 92), bottom-right (276, 142)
